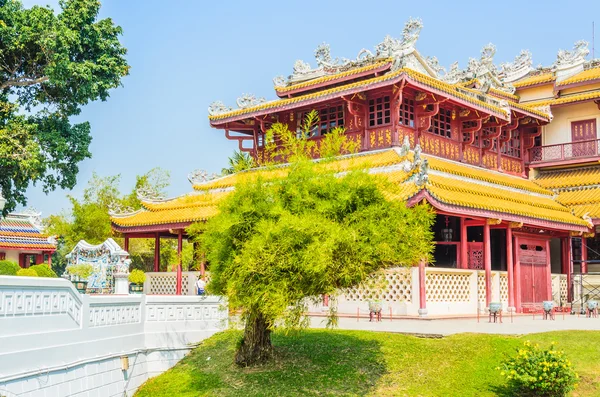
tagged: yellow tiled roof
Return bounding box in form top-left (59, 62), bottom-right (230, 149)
top-left (534, 166), bottom-right (600, 189)
top-left (556, 187), bottom-right (600, 206)
top-left (141, 191), bottom-right (231, 211)
top-left (209, 68), bottom-right (508, 122)
top-left (193, 150), bottom-right (404, 191)
top-left (112, 150), bottom-right (590, 229)
top-left (508, 102), bottom-right (551, 120)
top-left (111, 204), bottom-right (221, 227)
top-left (275, 59), bottom-right (393, 93)
top-left (557, 67), bottom-right (600, 86)
top-left (424, 155), bottom-right (552, 195)
top-left (524, 90), bottom-right (600, 108)
top-left (513, 73), bottom-right (555, 88)
top-left (489, 87), bottom-right (519, 102)
top-left (423, 174), bottom-right (588, 226)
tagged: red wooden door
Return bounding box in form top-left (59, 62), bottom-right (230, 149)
top-left (467, 242), bottom-right (484, 270)
top-left (519, 242), bottom-right (549, 303)
top-left (571, 119), bottom-right (597, 158)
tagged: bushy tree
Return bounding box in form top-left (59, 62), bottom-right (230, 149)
top-left (222, 151), bottom-right (254, 175)
top-left (190, 118), bottom-right (434, 366)
top-left (0, 0), bottom-right (129, 213)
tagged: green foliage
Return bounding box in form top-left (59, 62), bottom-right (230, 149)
top-left (29, 264), bottom-right (58, 278)
top-left (17, 268), bottom-right (37, 277)
top-left (45, 168), bottom-right (172, 271)
top-left (191, 160), bottom-right (434, 347)
top-left (0, 259), bottom-right (20, 275)
top-left (135, 330), bottom-right (600, 397)
top-left (0, 0), bottom-right (129, 213)
top-left (222, 151), bottom-right (255, 175)
top-left (128, 269), bottom-right (146, 285)
top-left (67, 263), bottom-right (93, 279)
top-left (261, 110), bottom-right (358, 165)
top-left (498, 341), bottom-right (578, 397)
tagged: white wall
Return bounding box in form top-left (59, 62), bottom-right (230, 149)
top-left (543, 102), bottom-right (600, 145)
top-left (0, 276), bottom-right (227, 397)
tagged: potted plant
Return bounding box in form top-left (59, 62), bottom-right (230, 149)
top-left (67, 264), bottom-right (93, 293)
top-left (128, 269), bottom-right (146, 294)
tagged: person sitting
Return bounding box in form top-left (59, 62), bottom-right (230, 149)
top-left (196, 276), bottom-right (206, 295)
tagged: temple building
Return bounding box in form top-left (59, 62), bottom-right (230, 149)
top-left (112, 19), bottom-right (600, 315)
top-left (0, 210), bottom-right (56, 268)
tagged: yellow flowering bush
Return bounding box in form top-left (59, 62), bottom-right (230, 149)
top-left (498, 341), bottom-right (578, 396)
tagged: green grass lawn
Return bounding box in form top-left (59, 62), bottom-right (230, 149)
top-left (135, 329), bottom-right (600, 397)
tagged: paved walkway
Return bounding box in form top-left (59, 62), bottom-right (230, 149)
top-left (309, 314), bottom-right (600, 336)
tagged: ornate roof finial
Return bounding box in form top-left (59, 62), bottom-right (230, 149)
top-left (208, 100), bottom-right (232, 116)
top-left (188, 169), bottom-right (219, 185)
top-left (555, 40), bottom-right (589, 69)
top-left (236, 94), bottom-right (266, 109)
top-left (499, 50), bottom-right (533, 82)
top-left (273, 75), bottom-right (287, 87)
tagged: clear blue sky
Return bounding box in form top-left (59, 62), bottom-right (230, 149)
top-left (20, 0), bottom-right (600, 216)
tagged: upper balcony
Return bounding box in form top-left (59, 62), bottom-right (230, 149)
top-left (529, 138), bottom-right (600, 167)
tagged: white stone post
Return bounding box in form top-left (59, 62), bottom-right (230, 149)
top-left (114, 273), bottom-right (129, 295)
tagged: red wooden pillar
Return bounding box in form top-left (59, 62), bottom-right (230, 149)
top-left (483, 222), bottom-right (492, 305)
top-left (35, 254), bottom-right (43, 265)
top-left (545, 239), bottom-right (552, 300)
top-left (154, 233), bottom-right (160, 272)
top-left (581, 237), bottom-right (588, 274)
top-left (506, 227), bottom-right (514, 310)
top-left (200, 255), bottom-right (206, 277)
top-left (460, 218), bottom-right (468, 269)
top-left (565, 237), bottom-right (572, 302)
top-left (176, 230), bottom-right (183, 295)
top-left (47, 252), bottom-right (52, 268)
top-left (124, 235), bottom-right (129, 252)
top-left (514, 235), bottom-right (522, 312)
top-left (418, 259), bottom-right (427, 317)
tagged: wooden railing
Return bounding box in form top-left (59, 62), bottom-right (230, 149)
top-left (529, 138), bottom-right (600, 164)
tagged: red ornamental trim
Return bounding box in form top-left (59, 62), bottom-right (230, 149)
top-left (111, 221), bottom-right (193, 234)
top-left (0, 244), bottom-right (56, 251)
top-left (406, 190), bottom-right (589, 232)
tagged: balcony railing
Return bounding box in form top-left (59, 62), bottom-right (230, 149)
top-left (529, 138), bottom-right (600, 164)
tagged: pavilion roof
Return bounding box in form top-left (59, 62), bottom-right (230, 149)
top-left (556, 66), bottom-right (600, 87)
top-left (111, 148), bottom-right (590, 232)
top-left (0, 212), bottom-right (56, 251)
top-left (534, 166), bottom-right (600, 222)
top-left (512, 73), bottom-right (556, 88)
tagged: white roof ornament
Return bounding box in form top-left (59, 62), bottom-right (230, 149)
top-left (499, 50), bottom-right (533, 83)
top-left (555, 40), bottom-right (589, 69)
top-left (424, 56), bottom-right (445, 76)
top-left (20, 207), bottom-right (43, 230)
top-left (273, 75), bottom-right (287, 87)
top-left (236, 93), bottom-right (266, 109)
top-left (208, 100), bottom-right (233, 116)
top-left (441, 62), bottom-right (467, 84)
top-left (188, 169), bottom-right (219, 186)
top-left (107, 201), bottom-right (135, 216)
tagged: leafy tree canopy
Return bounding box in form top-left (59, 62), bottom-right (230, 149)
top-left (0, 0), bottom-right (129, 213)
top-left (189, 116), bottom-right (434, 366)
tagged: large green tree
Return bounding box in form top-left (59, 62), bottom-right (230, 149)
top-left (190, 120), bottom-right (434, 366)
top-left (0, 0), bottom-right (129, 213)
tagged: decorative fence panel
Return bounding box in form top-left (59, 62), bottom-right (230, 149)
top-left (145, 272), bottom-right (201, 295)
top-left (343, 268), bottom-right (412, 302)
top-left (425, 270), bottom-right (471, 303)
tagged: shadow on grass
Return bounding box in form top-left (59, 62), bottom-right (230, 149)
top-left (137, 329), bottom-right (387, 396)
top-left (487, 384), bottom-right (514, 397)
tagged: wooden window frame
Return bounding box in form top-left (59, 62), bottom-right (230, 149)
top-left (368, 95), bottom-right (391, 128)
top-left (398, 97), bottom-right (415, 128)
top-left (299, 105), bottom-right (345, 137)
top-left (501, 130), bottom-right (521, 158)
top-left (429, 108), bottom-right (452, 138)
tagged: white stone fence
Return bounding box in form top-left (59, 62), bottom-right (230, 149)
top-left (315, 267), bottom-right (568, 317)
top-left (0, 276), bottom-right (227, 397)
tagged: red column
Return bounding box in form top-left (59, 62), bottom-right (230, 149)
top-left (460, 218), bottom-right (468, 269)
top-left (566, 237), bottom-right (572, 302)
top-left (581, 237), bottom-right (588, 274)
top-left (176, 230), bottom-right (183, 295)
top-left (124, 235), bottom-right (129, 252)
top-left (200, 255), bottom-right (206, 277)
top-left (418, 259), bottom-right (427, 317)
top-left (506, 227), bottom-right (514, 309)
top-left (47, 252), bottom-right (52, 268)
top-left (484, 222), bottom-right (492, 305)
top-left (545, 239), bottom-right (552, 301)
top-left (514, 235), bottom-right (521, 312)
top-left (154, 233), bottom-right (160, 272)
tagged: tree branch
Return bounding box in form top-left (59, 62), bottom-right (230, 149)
top-left (0, 76), bottom-right (49, 90)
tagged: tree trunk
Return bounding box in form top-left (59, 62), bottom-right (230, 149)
top-left (235, 310), bottom-right (273, 366)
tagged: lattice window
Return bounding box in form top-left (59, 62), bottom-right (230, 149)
top-left (477, 273), bottom-right (486, 304)
top-left (500, 273), bottom-right (509, 303)
top-left (560, 275), bottom-right (568, 304)
top-left (148, 273), bottom-right (190, 295)
top-left (429, 108), bottom-right (452, 138)
top-left (399, 97), bottom-right (415, 128)
top-left (300, 105), bottom-right (345, 137)
top-left (425, 272), bottom-right (471, 302)
top-left (483, 127), bottom-right (498, 151)
top-left (368, 95), bottom-right (391, 127)
top-left (343, 268), bottom-right (412, 302)
top-left (501, 130), bottom-right (521, 158)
